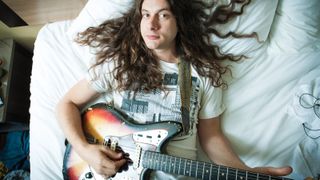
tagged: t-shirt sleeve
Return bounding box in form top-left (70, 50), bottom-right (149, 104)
top-left (85, 61), bottom-right (115, 93)
top-left (198, 81), bottom-right (225, 119)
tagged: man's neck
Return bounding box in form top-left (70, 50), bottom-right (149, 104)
top-left (154, 50), bottom-right (178, 63)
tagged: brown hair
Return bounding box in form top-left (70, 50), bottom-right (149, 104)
top-left (76, 0), bottom-right (252, 93)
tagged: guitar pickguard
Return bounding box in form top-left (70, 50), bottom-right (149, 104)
top-left (76, 129), bottom-right (170, 180)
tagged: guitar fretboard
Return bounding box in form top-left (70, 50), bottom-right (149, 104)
top-left (142, 151), bottom-right (292, 180)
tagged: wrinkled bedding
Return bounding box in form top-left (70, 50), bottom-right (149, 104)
top-left (30, 0), bottom-right (320, 179)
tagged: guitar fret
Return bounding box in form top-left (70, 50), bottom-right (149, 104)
top-left (155, 152), bottom-right (160, 170)
top-left (169, 155), bottom-right (173, 173)
top-left (246, 171), bottom-right (248, 180)
top-left (150, 152), bottom-right (154, 170)
top-left (209, 163), bottom-right (212, 180)
top-left (149, 152), bottom-right (152, 168)
top-left (201, 161), bottom-right (204, 179)
top-left (183, 158), bottom-right (187, 176)
top-left (150, 152), bottom-right (154, 169)
top-left (166, 156), bottom-right (172, 173)
top-left (219, 166), bottom-right (227, 180)
top-left (165, 155), bottom-right (168, 172)
top-left (227, 167), bottom-right (229, 180)
top-left (167, 155), bottom-right (170, 172)
top-left (196, 161), bottom-right (199, 178)
top-left (189, 160), bottom-right (194, 177)
top-left (237, 170), bottom-right (246, 180)
top-left (228, 167), bottom-right (236, 180)
top-left (168, 156), bottom-right (171, 173)
top-left (256, 173), bottom-right (270, 180)
top-left (178, 157), bottom-right (182, 175)
top-left (173, 156), bottom-right (176, 174)
top-left (217, 165), bottom-right (220, 180)
top-left (189, 159), bottom-right (192, 177)
top-left (236, 169), bottom-right (238, 180)
top-left (163, 154), bottom-right (167, 172)
top-left (196, 161), bottom-right (204, 179)
top-left (144, 151), bottom-right (148, 168)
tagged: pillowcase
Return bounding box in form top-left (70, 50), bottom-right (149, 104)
top-left (66, 0), bottom-right (134, 63)
top-left (67, 0), bottom-right (134, 40)
top-left (211, 0), bottom-right (278, 55)
top-left (67, 0), bottom-right (278, 57)
top-left (268, 0), bottom-right (320, 54)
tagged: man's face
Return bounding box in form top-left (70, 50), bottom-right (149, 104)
top-left (140, 0), bottom-right (178, 54)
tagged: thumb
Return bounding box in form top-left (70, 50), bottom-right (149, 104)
top-left (253, 166), bottom-right (293, 176)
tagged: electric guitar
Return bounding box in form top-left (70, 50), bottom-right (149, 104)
top-left (63, 103), bottom-right (296, 180)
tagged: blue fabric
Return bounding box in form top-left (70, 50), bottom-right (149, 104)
top-left (4, 170), bottom-right (30, 180)
top-left (0, 131), bottom-right (29, 171)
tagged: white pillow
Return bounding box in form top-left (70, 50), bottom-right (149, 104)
top-left (67, 0), bottom-right (278, 57)
top-left (268, 0), bottom-right (320, 54)
top-left (211, 0), bottom-right (278, 55)
top-left (67, 0), bottom-right (134, 40)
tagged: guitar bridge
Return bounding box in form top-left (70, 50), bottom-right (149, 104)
top-left (103, 137), bottom-right (119, 151)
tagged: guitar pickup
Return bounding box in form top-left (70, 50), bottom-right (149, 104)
top-left (133, 130), bottom-right (168, 146)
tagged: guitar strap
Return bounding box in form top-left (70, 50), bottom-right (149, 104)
top-left (178, 58), bottom-right (192, 135)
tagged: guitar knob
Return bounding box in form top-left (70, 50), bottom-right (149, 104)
top-left (85, 172), bottom-right (93, 179)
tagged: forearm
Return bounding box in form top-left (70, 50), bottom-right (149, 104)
top-left (198, 117), bottom-right (249, 170)
top-left (55, 79), bottom-right (100, 153)
top-left (56, 99), bottom-right (88, 152)
top-left (203, 134), bottom-right (249, 170)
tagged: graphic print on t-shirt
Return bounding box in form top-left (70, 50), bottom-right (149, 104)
top-left (120, 73), bottom-right (199, 131)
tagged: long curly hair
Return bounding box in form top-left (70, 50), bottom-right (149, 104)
top-left (76, 0), bottom-right (252, 93)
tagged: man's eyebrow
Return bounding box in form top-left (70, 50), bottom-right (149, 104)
top-left (141, 8), bottom-right (171, 13)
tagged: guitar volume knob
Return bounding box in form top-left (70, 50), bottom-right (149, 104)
top-left (85, 172), bottom-right (93, 179)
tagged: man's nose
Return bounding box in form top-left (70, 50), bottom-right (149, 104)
top-left (149, 16), bottom-right (159, 30)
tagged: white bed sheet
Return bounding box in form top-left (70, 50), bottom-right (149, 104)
top-left (30, 1), bottom-right (320, 179)
top-left (30, 20), bottom-right (88, 179)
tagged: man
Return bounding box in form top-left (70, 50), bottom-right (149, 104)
top-left (56, 0), bottom-right (292, 179)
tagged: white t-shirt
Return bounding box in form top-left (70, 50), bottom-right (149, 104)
top-left (86, 60), bottom-right (225, 179)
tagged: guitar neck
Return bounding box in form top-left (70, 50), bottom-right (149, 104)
top-left (142, 151), bottom-right (292, 180)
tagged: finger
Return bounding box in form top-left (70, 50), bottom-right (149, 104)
top-left (103, 157), bottom-right (127, 170)
top-left (114, 158), bottom-right (127, 168)
top-left (99, 158), bottom-right (127, 177)
top-left (100, 146), bottom-right (123, 160)
top-left (271, 166), bottom-right (293, 176)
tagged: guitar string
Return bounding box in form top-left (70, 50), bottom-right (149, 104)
top-left (143, 151), bottom-right (289, 180)
top-left (87, 142), bottom-right (288, 180)
top-left (86, 134), bottom-right (291, 180)
top-left (148, 155), bottom-right (286, 180)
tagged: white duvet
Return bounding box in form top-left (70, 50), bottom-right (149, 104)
top-left (30, 0), bottom-right (320, 179)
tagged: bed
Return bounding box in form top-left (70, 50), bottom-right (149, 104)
top-left (30, 0), bottom-right (320, 179)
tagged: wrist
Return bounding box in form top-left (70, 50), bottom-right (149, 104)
top-left (72, 137), bottom-right (90, 153)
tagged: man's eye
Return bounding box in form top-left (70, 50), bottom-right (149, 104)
top-left (142, 14), bottom-right (149, 18)
top-left (159, 14), bottom-right (168, 19)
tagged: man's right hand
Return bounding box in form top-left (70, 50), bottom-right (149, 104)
top-left (78, 144), bottom-right (127, 178)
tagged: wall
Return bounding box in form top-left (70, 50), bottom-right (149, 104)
top-left (0, 21), bottom-right (42, 52)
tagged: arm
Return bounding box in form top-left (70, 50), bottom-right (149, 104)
top-left (198, 116), bottom-right (292, 176)
top-left (55, 78), bottom-right (126, 177)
